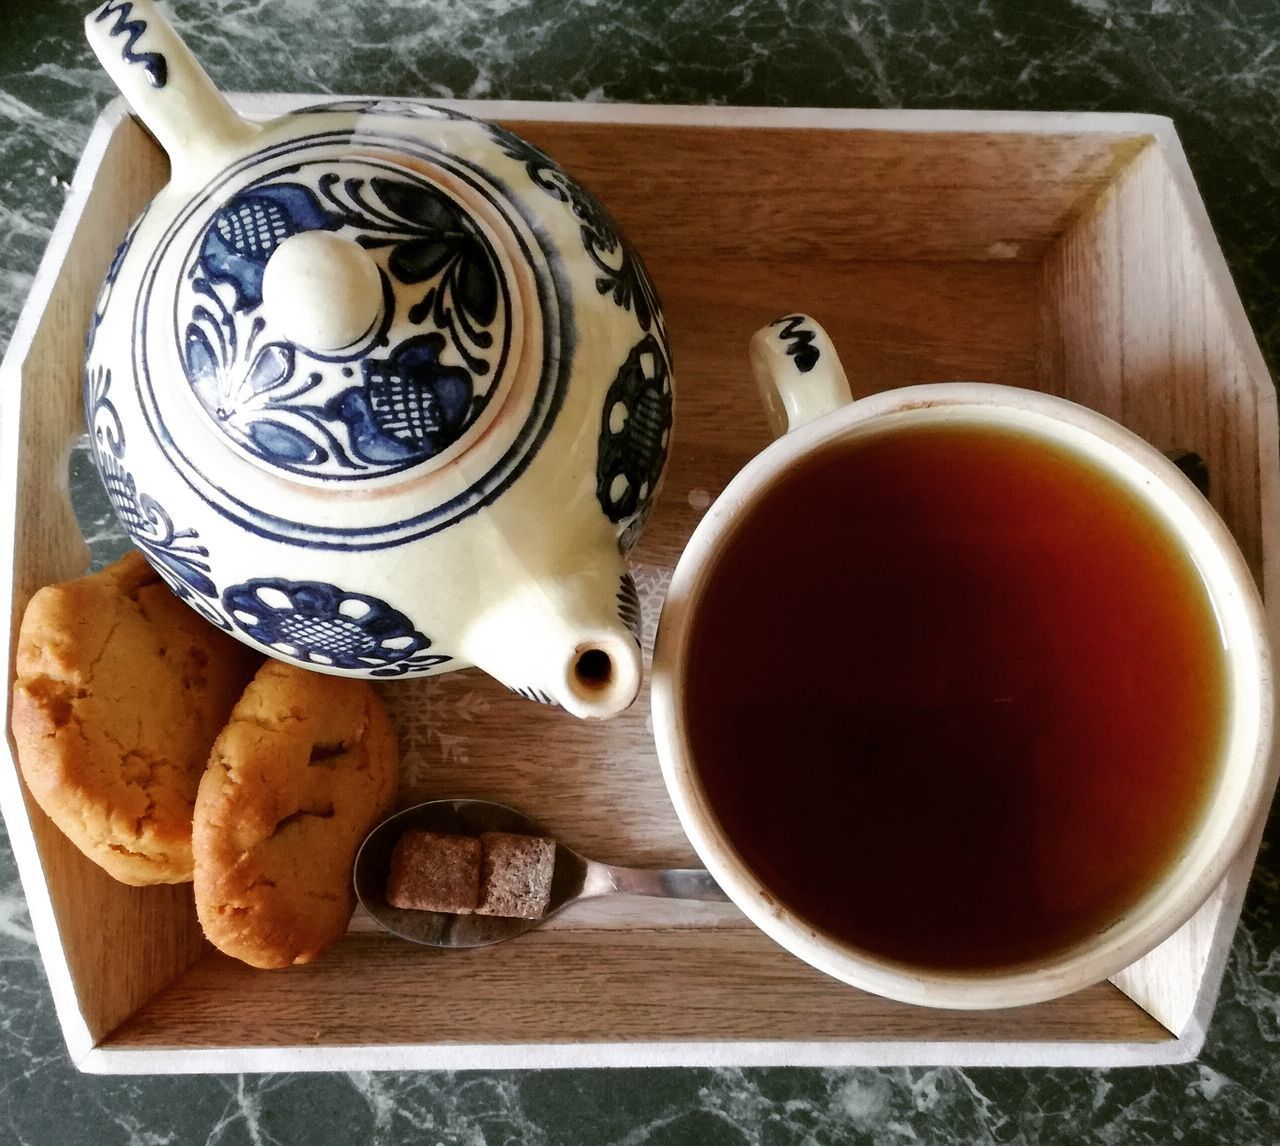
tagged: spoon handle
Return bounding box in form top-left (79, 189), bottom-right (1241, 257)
top-left (583, 861), bottom-right (730, 901)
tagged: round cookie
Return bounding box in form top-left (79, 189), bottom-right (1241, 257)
top-left (10, 551), bottom-right (260, 885)
top-left (193, 661), bottom-right (398, 968)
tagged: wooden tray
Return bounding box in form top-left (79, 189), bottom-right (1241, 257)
top-left (2, 98), bottom-right (1276, 1073)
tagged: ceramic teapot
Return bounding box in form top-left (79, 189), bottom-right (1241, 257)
top-left (81, 1), bottom-right (673, 718)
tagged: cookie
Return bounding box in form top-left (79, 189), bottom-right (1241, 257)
top-left (475, 831), bottom-right (555, 919)
top-left (386, 830), bottom-right (481, 913)
top-left (193, 661), bottom-right (398, 968)
top-left (10, 551), bottom-right (259, 886)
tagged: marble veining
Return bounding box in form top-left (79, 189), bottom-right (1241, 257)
top-left (2, 0), bottom-right (1280, 1142)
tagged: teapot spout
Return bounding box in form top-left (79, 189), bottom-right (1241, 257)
top-left (461, 567), bottom-right (644, 720)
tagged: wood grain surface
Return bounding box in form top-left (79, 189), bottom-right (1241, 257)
top-left (106, 932), bottom-right (1171, 1050)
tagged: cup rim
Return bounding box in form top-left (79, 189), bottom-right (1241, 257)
top-left (651, 382), bottom-right (1276, 1010)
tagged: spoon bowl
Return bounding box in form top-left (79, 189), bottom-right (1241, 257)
top-left (354, 799), bottom-right (728, 949)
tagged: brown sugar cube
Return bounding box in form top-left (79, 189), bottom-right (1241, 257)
top-left (475, 832), bottom-right (556, 919)
top-left (385, 830), bottom-right (481, 913)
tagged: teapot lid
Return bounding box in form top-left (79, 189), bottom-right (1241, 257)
top-left (128, 129), bottom-right (572, 549)
top-left (166, 148), bottom-right (535, 486)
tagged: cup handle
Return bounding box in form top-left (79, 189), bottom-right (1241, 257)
top-left (749, 314), bottom-right (852, 438)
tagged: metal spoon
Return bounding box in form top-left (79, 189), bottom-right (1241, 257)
top-left (353, 798), bottom-right (729, 948)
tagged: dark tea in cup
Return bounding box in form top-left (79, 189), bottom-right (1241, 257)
top-left (682, 420), bottom-right (1229, 972)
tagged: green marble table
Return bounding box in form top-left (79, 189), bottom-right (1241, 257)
top-left (2, 1), bottom-right (1278, 1141)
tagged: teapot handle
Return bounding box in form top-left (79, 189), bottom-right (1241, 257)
top-left (85, 1), bottom-right (258, 180)
top-left (749, 314), bottom-right (853, 438)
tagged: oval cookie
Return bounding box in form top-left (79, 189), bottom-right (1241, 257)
top-left (10, 551), bottom-right (259, 885)
top-left (193, 661), bottom-right (398, 968)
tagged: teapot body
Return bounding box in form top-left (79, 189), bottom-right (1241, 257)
top-left (84, 93), bottom-right (672, 715)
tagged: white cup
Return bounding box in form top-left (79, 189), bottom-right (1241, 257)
top-left (651, 314), bottom-right (1275, 1009)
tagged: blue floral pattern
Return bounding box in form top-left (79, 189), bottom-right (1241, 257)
top-left (196, 183), bottom-right (334, 310)
top-left (492, 124), bottom-right (667, 342)
top-left (178, 162), bottom-right (510, 481)
top-left (85, 364), bottom-right (230, 629)
top-left (222, 578), bottom-right (451, 676)
top-left (490, 123), bottom-right (674, 544)
top-left (596, 334), bottom-right (673, 529)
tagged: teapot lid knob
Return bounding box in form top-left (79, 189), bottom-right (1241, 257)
top-left (260, 232), bottom-right (384, 353)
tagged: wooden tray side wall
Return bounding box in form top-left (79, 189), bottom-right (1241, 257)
top-left (1040, 138), bottom-right (1280, 1042)
top-left (516, 123), bottom-right (1149, 265)
top-left (1039, 141), bottom-right (1268, 577)
top-left (0, 113), bottom-right (207, 1056)
top-left (105, 934), bottom-right (1169, 1060)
